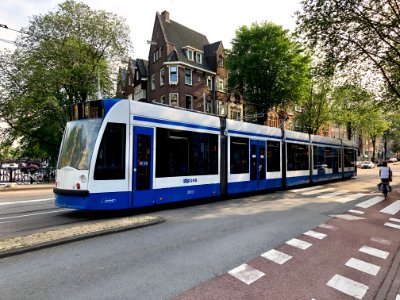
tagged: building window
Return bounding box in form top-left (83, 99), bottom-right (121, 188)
top-left (160, 95), bottom-right (165, 104)
top-left (185, 68), bottom-right (192, 85)
top-left (169, 66), bottom-right (178, 84)
top-left (207, 76), bottom-right (213, 90)
top-left (230, 109), bottom-right (240, 121)
top-left (268, 114), bottom-right (278, 128)
top-left (217, 77), bottom-right (225, 92)
top-left (170, 93), bottom-right (179, 106)
top-left (218, 56), bottom-right (224, 67)
top-left (185, 95), bottom-right (193, 110)
top-left (195, 52), bottom-right (203, 64)
top-left (205, 98), bottom-right (212, 113)
top-left (151, 74), bottom-right (156, 90)
top-left (160, 68), bottom-right (165, 86)
top-left (185, 49), bottom-right (194, 61)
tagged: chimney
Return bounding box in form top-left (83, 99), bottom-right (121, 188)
top-left (161, 11), bottom-right (170, 23)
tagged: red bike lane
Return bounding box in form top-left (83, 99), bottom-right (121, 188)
top-left (175, 192), bottom-right (400, 300)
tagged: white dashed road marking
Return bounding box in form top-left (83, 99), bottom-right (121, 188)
top-left (389, 218), bottom-right (400, 223)
top-left (356, 196), bottom-right (384, 208)
top-left (290, 186), bottom-right (320, 192)
top-left (285, 238), bottom-right (312, 250)
top-left (327, 274), bottom-right (369, 299)
top-left (330, 214), bottom-right (365, 220)
top-left (345, 258), bottom-right (381, 276)
top-left (359, 246), bottom-right (389, 259)
top-left (380, 200), bottom-right (400, 215)
top-left (317, 190), bottom-right (349, 199)
top-left (228, 264), bottom-right (265, 285)
top-left (384, 222), bottom-right (400, 230)
top-left (261, 249), bottom-right (292, 265)
top-left (303, 230), bottom-right (327, 240)
top-left (348, 209), bottom-right (365, 215)
top-left (302, 188), bottom-right (335, 195)
top-left (335, 193), bottom-right (366, 203)
top-left (318, 224), bottom-right (337, 231)
top-left (370, 237), bottom-right (391, 245)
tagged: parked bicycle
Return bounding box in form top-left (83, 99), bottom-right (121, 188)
top-left (15, 171), bottom-right (44, 185)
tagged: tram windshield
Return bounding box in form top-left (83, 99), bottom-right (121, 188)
top-left (57, 119), bottom-right (102, 170)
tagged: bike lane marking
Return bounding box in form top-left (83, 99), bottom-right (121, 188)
top-left (359, 245), bottom-right (389, 259)
top-left (327, 274), bottom-right (369, 299)
top-left (380, 200), bottom-right (400, 215)
top-left (228, 264), bottom-right (265, 285)
top-left (345, 258), bottom-right (381, 276)
top-left (356, 196), bottom-right (385, 208)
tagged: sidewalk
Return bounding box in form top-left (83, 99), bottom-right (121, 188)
top-left (0, 182), bottom-right (55, 192)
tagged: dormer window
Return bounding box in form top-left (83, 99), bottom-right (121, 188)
top-left (185, 49), bottom-right (194, 61)
top-left (195, 52), bottom-right (203, 64)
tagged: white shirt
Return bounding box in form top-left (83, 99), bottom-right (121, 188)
top-left (380, 166), bottom-right (391, 179)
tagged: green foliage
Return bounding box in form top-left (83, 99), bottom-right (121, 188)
top-left (227, 22), bottom-right (311, 124)
top-left (0, 0), bottom-right (131, 161)
top-left (296, 78), bottom-right (332, 134)
top-left (296, 0), bottom-right (400, 103)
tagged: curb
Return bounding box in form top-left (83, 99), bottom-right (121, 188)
top-left (375, 245), bottom-right (400, 300)
top-left (0, 184), bottom-right (54, 192)
top-left (0, 216), bottom-right (165, 259)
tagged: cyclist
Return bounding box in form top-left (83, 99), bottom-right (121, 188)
top-left (379, 161), bottom-right (392, 193)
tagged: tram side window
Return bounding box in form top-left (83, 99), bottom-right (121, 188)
top-left (94, 123), bottom-right (126, 180)
top-left (230, 137), bottom-right (249, 174)
top-left (267, 141), bottom-right (280, 172)
top-left (287, 143), bottom-right (309, 171)
top-left (155, 128), bottom-right (218, 177)
top-left (343, 148), bottom-right (355, 167)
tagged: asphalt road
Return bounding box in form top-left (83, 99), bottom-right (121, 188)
top-left (0, 166), bottom-right (396, 299)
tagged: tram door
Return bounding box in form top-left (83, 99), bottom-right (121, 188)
top-left (133, 127), bottom-right (154, 207)
top-left (250, 140), bottom-right (266, 188)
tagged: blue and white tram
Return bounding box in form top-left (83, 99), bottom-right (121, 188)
top-left (54, 99), bottom-right (357, 210)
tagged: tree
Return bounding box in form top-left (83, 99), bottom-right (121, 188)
top-left (296, 78), bottom-right (332, 134)
top-left (330, 84), bottom-right (374, 140)
top-left (227, 22), bottom-right (311, 125)
top-left (0, 0), bottom-right (131, 162)
top-left (296, 0), bottom-right (400, 103)
top-left (359, 107), bottom-right (388, 162)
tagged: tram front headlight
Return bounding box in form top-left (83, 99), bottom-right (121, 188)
top-left (79, 175), bottom-right (87, 183)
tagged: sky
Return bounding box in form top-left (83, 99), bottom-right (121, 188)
top-left (0, 0), bottom-right (302, 59)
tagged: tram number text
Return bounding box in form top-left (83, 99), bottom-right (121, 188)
top-left (187, 190), bottom-right (195, 195)
top-left (183, 178), bottom-right (197, 184)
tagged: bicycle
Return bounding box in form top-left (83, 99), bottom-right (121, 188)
top-left (378, 180), bottom-right (391, 199)
top-left (15, 171), bottom-right (43, 185)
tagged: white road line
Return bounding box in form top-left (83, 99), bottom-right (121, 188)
top-left (359, 245), bottom-right (389, 259)
top-left (380, 201), bottom-right (400, 215)
top-left (0, 209), bottom-right (71, 222)
top-left (384, 222), bottom-right (400, 230)
top-left (318, 224), bottom-right (337, 231)
top-left (286, 238), bottom-right (312, 250)
top-left (345, 258), bottom-right (381, 276)
top-left (261, 249), bottom-right (292, 265)
top-left (302, 188), bottom-right (335, 195)
top-left (396, 294), bottom-right (400, 300)
top-left (290, 186), bottom-right (321, 192)
top-left (330, 214), bottom-right (365, 220)
top-left (389, 218), bottom-right (400, 223)
top-left (303, 230), bottom-right (327, 240)
top-left (370, 237), bottom-right (391, 245)
top-left (0, 198), bottom-right (54, 206)
top-left (327, 274), bottom-right (369, 299)
top-left (356, 196), bottom-right (385, 209)
top-left (348, 209), bottom-right (365, 215)
top-left (335, 193), bottom-right (366, 203)
top-left (317, 191), bottom-right (349, 199)
top-left (228, 264), bottom-right (265, 285)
